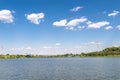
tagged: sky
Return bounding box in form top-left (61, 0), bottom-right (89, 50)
top-left (0, 0), bottom-right (120, 55)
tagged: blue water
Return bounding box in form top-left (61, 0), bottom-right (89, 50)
top-left (0, 58), bottom-right (120, 80)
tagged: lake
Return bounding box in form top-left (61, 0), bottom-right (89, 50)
top-left (0, 58), bottom-right (120, 80)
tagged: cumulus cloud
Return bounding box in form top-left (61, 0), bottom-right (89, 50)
top-left (105, 26), bottom-right (113, 30)
top-left (26, 12), bottom-right (45, 24)
top-left (53, 17), bottom-right (87, 27)
top-left (70, 6), bottom-right (83, 12)
top-left (53, 19), bottom-right (67, 27)
top-left (53, 17), bottom-right (87, 31)
top-left (53, 17), bottom-right (87, 30)
top-left (86, 21), bottom-right (92, 24)
top-left (87, 21), bottom-right (110, 29)
top-left (117, 25), bottom-right (120, 30)
top-left (53, 17), bottom-right (111, 30)
top-left (0, 9), bottom-right (14, 23)
top-left (67, 17), bottom-right (87, 27)
top-left (108, 10), bottom-right (119, 17)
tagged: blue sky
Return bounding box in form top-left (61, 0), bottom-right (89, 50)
top-left (0, 0), bottom-right (120, 55)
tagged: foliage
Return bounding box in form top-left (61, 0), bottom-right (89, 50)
top-left (81, 46), bottom-right (120, 57)
top-left (0, 46), bottom-right (120, 59)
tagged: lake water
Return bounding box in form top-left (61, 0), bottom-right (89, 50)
top-left (0, 58), bottom-right (120, 80)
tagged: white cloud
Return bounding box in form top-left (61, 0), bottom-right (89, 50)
top-left (117, 25), bottom-right (120, 30)
top-left (108, 10), bottom-right (119, 17)
top-left (53, 17), bottom-right (87, 27)
top-left (0, 9), bottom-right (14, 23)
top-left (67, 17), bottom-right (87, 27)
top-left (113, 45), bottom-right (119, 47)
top-left (10, 48), bottom-right (23, 51)
top-left (69, 27), bottom-right (74, 30)
top-left (26, 47), bottom-right (32, 50)
top-left (53, 19), bottom-right (67, 27)
top-left (26, 13), bottom-right (45, 24)
top-left (53, 17), bottom-right (87, 30)
top-left (70, 6), bottom-right (83, 12)
top-left (53, 18), bottom-right (111, 30)
top-left (66, 27), bottom-right (77, 31)
top-left (77, 26), bottom-right (85, 30)
top-left (89, 42), bottom-right (103, 45)
top-left (10, 47), bottom-right (32, 51)
top-left (105, 26), bottom-right (113, 30)
top-left (86, 21), bottom-right (92, 24)
top-left (55, 43), bottom-right (61, 46)
top-left (43, 46), bottom-right (52, 49)
top-left (5, 42), bottom-right (118, 55)
top-left (87, 21), bottom-right (110, 29)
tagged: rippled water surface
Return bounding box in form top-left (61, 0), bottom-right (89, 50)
top-left (0, 58), bottom-right (120, 80)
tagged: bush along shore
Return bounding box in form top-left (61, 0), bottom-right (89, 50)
top-left (0, 46), bottom-right (120, 59)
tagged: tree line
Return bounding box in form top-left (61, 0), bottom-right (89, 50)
top-left (81, 46), bottom-right (120, 57)
top-left (0, 46), bottom-right (120, 59)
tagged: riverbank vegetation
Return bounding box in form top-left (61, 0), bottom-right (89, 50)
top-left (0, 46), bottom-right (120, 59)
